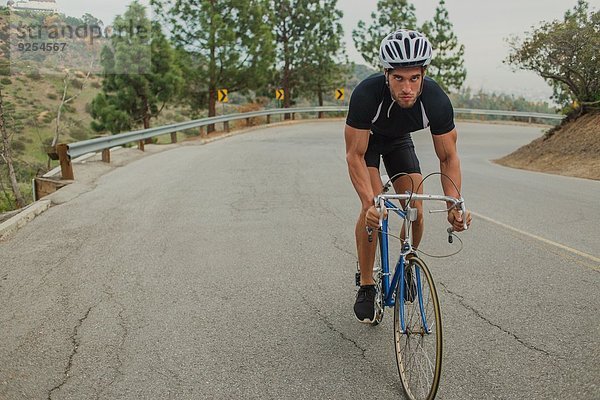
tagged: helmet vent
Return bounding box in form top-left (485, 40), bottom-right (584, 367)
top-left (404, 38), bottom-right (411, 59)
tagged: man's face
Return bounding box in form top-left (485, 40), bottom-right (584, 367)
top-left (387, 66), bottom-right (424, 108)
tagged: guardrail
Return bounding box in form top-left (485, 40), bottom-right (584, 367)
top-left (454, 108), bottom-right (564, 121)
top-left (48, 106), bottom-right (564, 182)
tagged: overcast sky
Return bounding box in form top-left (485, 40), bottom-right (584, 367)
top-left (52, 0), bottom-right (599, 102)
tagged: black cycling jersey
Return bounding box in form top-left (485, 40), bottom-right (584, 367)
top-left (345, 73), bottom-right (455, 137)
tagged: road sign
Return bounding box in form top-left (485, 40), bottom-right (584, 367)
top-left (335, 88), bottom-right (344, 100)
top-left (276, 89), bottom-right (284, 100)
top-left (217, 89), bottom-right (228, 103)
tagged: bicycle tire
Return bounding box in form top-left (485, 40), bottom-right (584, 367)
top-left (371, 232), bottom-right (385, 326)
top-left (394, 256), bottom-right (443, 400)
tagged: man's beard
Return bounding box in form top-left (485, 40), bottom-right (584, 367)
top-left (391, 90), bottom-right (417, 108)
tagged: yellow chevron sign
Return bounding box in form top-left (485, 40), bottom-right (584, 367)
top-left (335, 88), bottom-right (344, 100)
top-left (276, 89), bottom-right (285, 100)
top-left (217, 89), bottom-right (228, 102)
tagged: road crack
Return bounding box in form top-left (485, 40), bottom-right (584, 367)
top-left (298, 293), bottom-right (366, 359)
top-left (94, 288), bottom-right (129, 399)
top-left (47, 306), bottom-right (94, 400)
top-left (331, 235), bottom-right (356, 258)
top-left (438, 282), bottom-right (552, 357)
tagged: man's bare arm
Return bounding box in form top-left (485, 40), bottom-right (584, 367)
top-left (345, 125), bottom-right (374, 211)
top-left (432, 128), bottom-right (471, 230)
top-left (432, 128), bottom-right (461, 199)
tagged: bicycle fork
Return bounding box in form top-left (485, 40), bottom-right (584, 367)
top-left (397, 258), bottom-right (431, 335)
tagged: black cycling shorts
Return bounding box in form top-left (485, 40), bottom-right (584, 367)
top-left (364, 133), bottom-right (421, 178)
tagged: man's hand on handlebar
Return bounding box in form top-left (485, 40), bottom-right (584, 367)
top-left (447, 208), bottom-right (471, 232)
top-left (365, 204), bottom-right (387, 229)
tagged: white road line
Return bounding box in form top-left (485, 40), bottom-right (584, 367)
top-left (471, 211), bottom-right (600, 266)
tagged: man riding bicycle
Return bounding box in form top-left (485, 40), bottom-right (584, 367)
top-left (344, 29), bottom-right (472, 323)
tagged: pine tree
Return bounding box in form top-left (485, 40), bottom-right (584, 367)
top-left (272, 0), bottom-right (320, 112)
top-left (352, 0), bottom-right (418, 69)
top-left (421, 0), bottom-right (466, 93)
top-left (295, 0), bottom-right (350, 108)
top-left (90, 1), bottom-right (183, 133)
top-left (153, 0), bottom-right (274, 131)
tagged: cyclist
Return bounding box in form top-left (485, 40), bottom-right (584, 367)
top-left (345, 29), bottom-right (472, 323)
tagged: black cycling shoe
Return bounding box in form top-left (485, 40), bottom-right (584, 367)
top-left (354, 285), bottom-right (376, 323)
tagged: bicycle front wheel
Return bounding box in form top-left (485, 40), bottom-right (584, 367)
top-left (394, 256), bottom-right (443, 400)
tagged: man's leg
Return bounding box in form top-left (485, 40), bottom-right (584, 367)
top-left (355, 167), bottom-right (384, 285)
top-left (353, 167), bottom-right (384, 323)
top-left (392, 173), bottom-right (424, 249)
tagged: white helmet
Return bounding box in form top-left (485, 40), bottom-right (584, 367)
top-left (379, 29), bottom-right (433, 69)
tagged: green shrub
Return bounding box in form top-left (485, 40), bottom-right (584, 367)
top-left (26, 69), bottom-right (42, 81)
top-left (11, 139), bottom-right (26, 153)
top-left (0, 64), bottom-right (10, 76)
top-left (1, 77), bottom-right (12, 85)
top-left (61, 104), bottom-right (76, 113)
top-left (0, 193), bottom-right (16, 213)
top-left (182, 128), bottom-right (198, 137)
top-left (43, 112), bottom-right (54, 124)
top-left (71, 78), bottom-right (84, 90)
top-left (69, 129), bottom-right (88, 141)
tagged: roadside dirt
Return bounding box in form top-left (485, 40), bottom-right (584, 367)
top-left (495, 113), bottom-right (600, 180)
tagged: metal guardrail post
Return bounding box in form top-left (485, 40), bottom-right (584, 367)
top-left (266, 114), bottom-right (271, 124)
top-left (57, 144), bottom-right (74, 180)
top-left (171, 132), bottom-right (177, 143)
top-left (102, 148), bottom-right (110, 163)
top-left (138, 140), bottom-right (145, 152)
top-left (224, 121), bottom-right (230, 133)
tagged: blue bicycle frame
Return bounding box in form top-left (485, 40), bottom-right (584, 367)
top-left (379, 199), bottom-right (430, 334)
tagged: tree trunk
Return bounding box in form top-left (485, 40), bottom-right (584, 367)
top-left (283, 45), bottom-right (291, 120)
top-left (318, 85), bottom-right (323, 118)
top-left (207, 0), bottom-right (217, 133)
top-left (279, 7), bottom-right (291, 121)
top-left (143, 96), bottom-right (152, 143)
top-left (50, 68), bottom-right (92, 167)
top-left (0, 88), bottom-right (25, 209)
top-left (49, 72), bottom-right (70, 169)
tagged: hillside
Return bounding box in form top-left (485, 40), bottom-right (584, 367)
top-left (495, 113), bottom-right (600, 180)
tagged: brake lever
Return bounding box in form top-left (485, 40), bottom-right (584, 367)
top-left (366, 197), bottom-right (385, 243)
top-left (447, 227), bottom-right (454, 243)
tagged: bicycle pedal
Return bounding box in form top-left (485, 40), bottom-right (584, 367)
top-left (355, 271), bottom-right (361, 286)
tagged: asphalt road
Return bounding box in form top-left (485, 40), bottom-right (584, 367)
top-left (1, 121), bottom-right (598, 399)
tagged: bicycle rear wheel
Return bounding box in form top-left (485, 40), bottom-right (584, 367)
top-left (394, 256), bottom-right (442, 400)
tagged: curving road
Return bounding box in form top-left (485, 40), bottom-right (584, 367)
top-left (1, 121), bottom-right (598, 399)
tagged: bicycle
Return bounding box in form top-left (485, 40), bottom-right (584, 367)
top-left (355, 174), bottom-right (467, 400)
